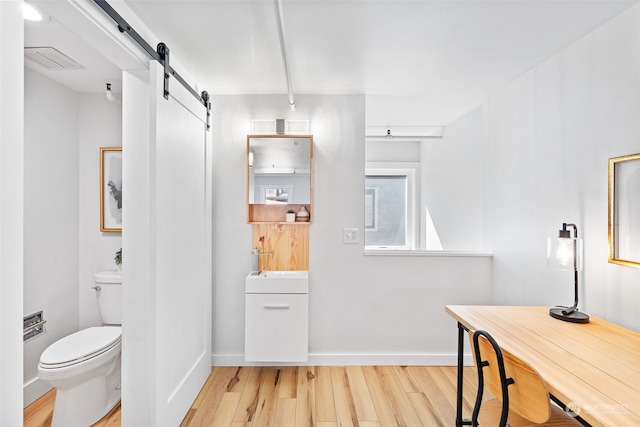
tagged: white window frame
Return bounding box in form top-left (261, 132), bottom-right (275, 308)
top-left (365, 162), bottom-right (419, 250)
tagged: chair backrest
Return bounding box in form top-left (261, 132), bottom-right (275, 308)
top-left (470, 330), bottom-right (551, 425)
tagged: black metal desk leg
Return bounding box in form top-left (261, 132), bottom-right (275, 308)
top-left (456, 321), bottom-right (472, 427)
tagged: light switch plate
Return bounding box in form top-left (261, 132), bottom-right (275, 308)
top-left (343, 228), bottom-right (359, 244)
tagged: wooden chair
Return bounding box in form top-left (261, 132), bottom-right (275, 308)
top-left (469, 330), bottom-right (582, 427)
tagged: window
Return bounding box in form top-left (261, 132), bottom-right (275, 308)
top-left (259, 185), bottom-right (293, 204)
top-left (365, 164), bottom-right (417, 250)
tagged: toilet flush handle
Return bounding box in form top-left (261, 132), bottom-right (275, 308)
top-left (92, 285), bottom-right (101, 291)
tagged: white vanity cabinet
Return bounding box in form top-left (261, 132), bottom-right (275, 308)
top-left (245, 271), bottom-right (309, 362)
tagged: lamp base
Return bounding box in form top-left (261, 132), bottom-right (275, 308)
top-left (549, 307), bottom-right (590, 324)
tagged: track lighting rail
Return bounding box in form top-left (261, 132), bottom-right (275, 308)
top-left (92, 0), bottom-right (211, 129)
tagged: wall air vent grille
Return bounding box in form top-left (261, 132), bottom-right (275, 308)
top-left (24, 47), bottom-right (84, 70)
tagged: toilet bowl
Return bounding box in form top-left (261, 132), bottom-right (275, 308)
top-left (38, 271), bottom-right (122, 427)
top-left (38, 327), bottom-right (121, 427)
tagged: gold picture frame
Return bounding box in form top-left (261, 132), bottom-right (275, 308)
top-left (608, 153), bottom-right (640, 267)
top-left (100, 147), bottom-right (122, 232)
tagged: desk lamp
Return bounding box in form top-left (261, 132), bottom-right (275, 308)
top-left (547, 223), bottom-right (590, 323)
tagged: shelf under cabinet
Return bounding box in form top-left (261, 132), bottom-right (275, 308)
top-left (248, 221), bottom-right (311, 225)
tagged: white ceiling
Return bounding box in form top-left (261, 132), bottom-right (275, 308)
top-left (24, 10), bottom-right (123, 94)
top-left (25, 0), bottom-right (640, 125)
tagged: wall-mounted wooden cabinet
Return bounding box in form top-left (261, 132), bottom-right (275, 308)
top-left (247, 135), bottom-right (313, 271)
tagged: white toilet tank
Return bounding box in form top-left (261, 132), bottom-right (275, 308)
top-left (93, 271), bottom-right (122, 325)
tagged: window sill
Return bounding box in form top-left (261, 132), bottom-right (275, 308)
top-left (365, 249), bottom-right (492, 257)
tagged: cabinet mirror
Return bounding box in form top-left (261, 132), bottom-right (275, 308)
top-left (247, 135), bottom-right (313, 223)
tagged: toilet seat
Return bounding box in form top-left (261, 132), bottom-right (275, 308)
top-left (39, 326), bottom-right (121, 369)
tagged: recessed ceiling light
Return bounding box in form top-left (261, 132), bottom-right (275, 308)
top-left (23, 2), bottom-right (49, 23)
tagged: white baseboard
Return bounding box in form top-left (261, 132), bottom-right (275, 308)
top-left (211, 352), bottom-right (473, 367)
top-left (24, 376), bottom-right (53, 408)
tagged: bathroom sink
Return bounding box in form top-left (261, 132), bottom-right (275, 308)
top-left (246, 270), bottom-right (309, 294)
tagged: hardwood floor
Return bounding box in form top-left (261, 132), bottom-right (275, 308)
top-left (23, 388), bottom-right (121, 427)
top-left (24, 366), bottom-right (482, 427)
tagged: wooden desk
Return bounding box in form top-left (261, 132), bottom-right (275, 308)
top-left (446, 305), bottom-right (640, 427)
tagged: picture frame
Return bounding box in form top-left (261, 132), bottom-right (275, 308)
top-left (608, 153), bottom-right (640, 267)
top-left (100, 147), bottom-right (122, 232)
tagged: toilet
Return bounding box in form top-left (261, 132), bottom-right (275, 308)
top-left (38, 271), bottom-right (122, 427)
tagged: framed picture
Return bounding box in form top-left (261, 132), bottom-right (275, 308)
top-left (608, 153), bottom-right (640, 267)
top-left (100, 147), bottom-right (122, 232)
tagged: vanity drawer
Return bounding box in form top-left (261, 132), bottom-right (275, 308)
top-left (245, 293), bottom-right (308, 362)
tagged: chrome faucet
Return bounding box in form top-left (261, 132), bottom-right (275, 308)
top-left (251, 248), bottom-right (273, 272)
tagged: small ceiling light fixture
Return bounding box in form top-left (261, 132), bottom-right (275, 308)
top-left (23, 2), bottom-right (48, 22)
top-left (385, 129), bottom-right (393, 141)
top-left (547, 223), bottom-right (589, 324)
top-left (105, 83), bottom-right (116, 102)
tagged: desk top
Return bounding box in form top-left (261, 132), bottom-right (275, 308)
top-left (446, 305), bottom-right (640, 427)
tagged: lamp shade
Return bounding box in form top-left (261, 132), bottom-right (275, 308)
top-left (547, 222), bottom-right (589, 323)
top-left (547, 236), bottom-right (583, 270)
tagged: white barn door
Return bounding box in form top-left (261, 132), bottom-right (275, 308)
top-left (150, 61), bottom-right (211, 426)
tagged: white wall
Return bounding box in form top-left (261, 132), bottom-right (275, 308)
top-left (78, 94), bottom-right (123, 329)
top-left (212, 94), bottom-right (492, 365)
top-left (422, 107), bottom-right (485, 251)
top-left (483, 5), bottom-right (640, 330)
top-left (22, 70), bottom-right (122, 405)
top-left (0, 2), bottom-right (24, 423)
top-left (23, 68), bottom-right (80, 405)
top-left (366, 139), bottom-right (420, 163)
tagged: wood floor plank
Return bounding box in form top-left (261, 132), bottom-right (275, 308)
top-left (407, 392), bottom-right (444, 427)
top-left (406, 366), bottom-right (456, 425)
top-left (191, 367), bottom-right (220, 410)
top-left (233, 367), bottom-right (263, 424)
top-left (23, 388), bottom-right (55, 427)
top-left (361, 366), bottom-right (399, 426)
top-left (188, 367), bottom-right (242, 427)
top-left (251, 368), bottom-right (282, 427)
top-left (314, 366), bottom-right (337, 423)
top-left (374, 366), bottom-right (396, 376)
top-left (92, 402), bottom-right (121, 427)
top-left (228, 366), bottom-right (252, 393)
top-left (345, 365), bottom-right (378, 422)
top-left (330, 366), bottom-right (358, 427)
top-left (295, 366), bottom-right (316, 427)
top-left (392, 366), bottom-right (420, 394)
top-left (180, 409), bottom-right (197, 427)
top-left (379, 372), bottom-right (424, 426)
top-left (209, 392), bottom-right (242, 427)
top-left (274, 397), bottom-right (297, 427)
top-left (278, 367), bottom-right (298, 399)
top-left (429, 366), bottom-right (468, 415)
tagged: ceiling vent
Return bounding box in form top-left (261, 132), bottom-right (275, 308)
top-left (24, 47), bottom-right (84, 71)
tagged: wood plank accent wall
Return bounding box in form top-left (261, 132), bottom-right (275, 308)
top-left (252, 223), bottom-right (309, 271)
